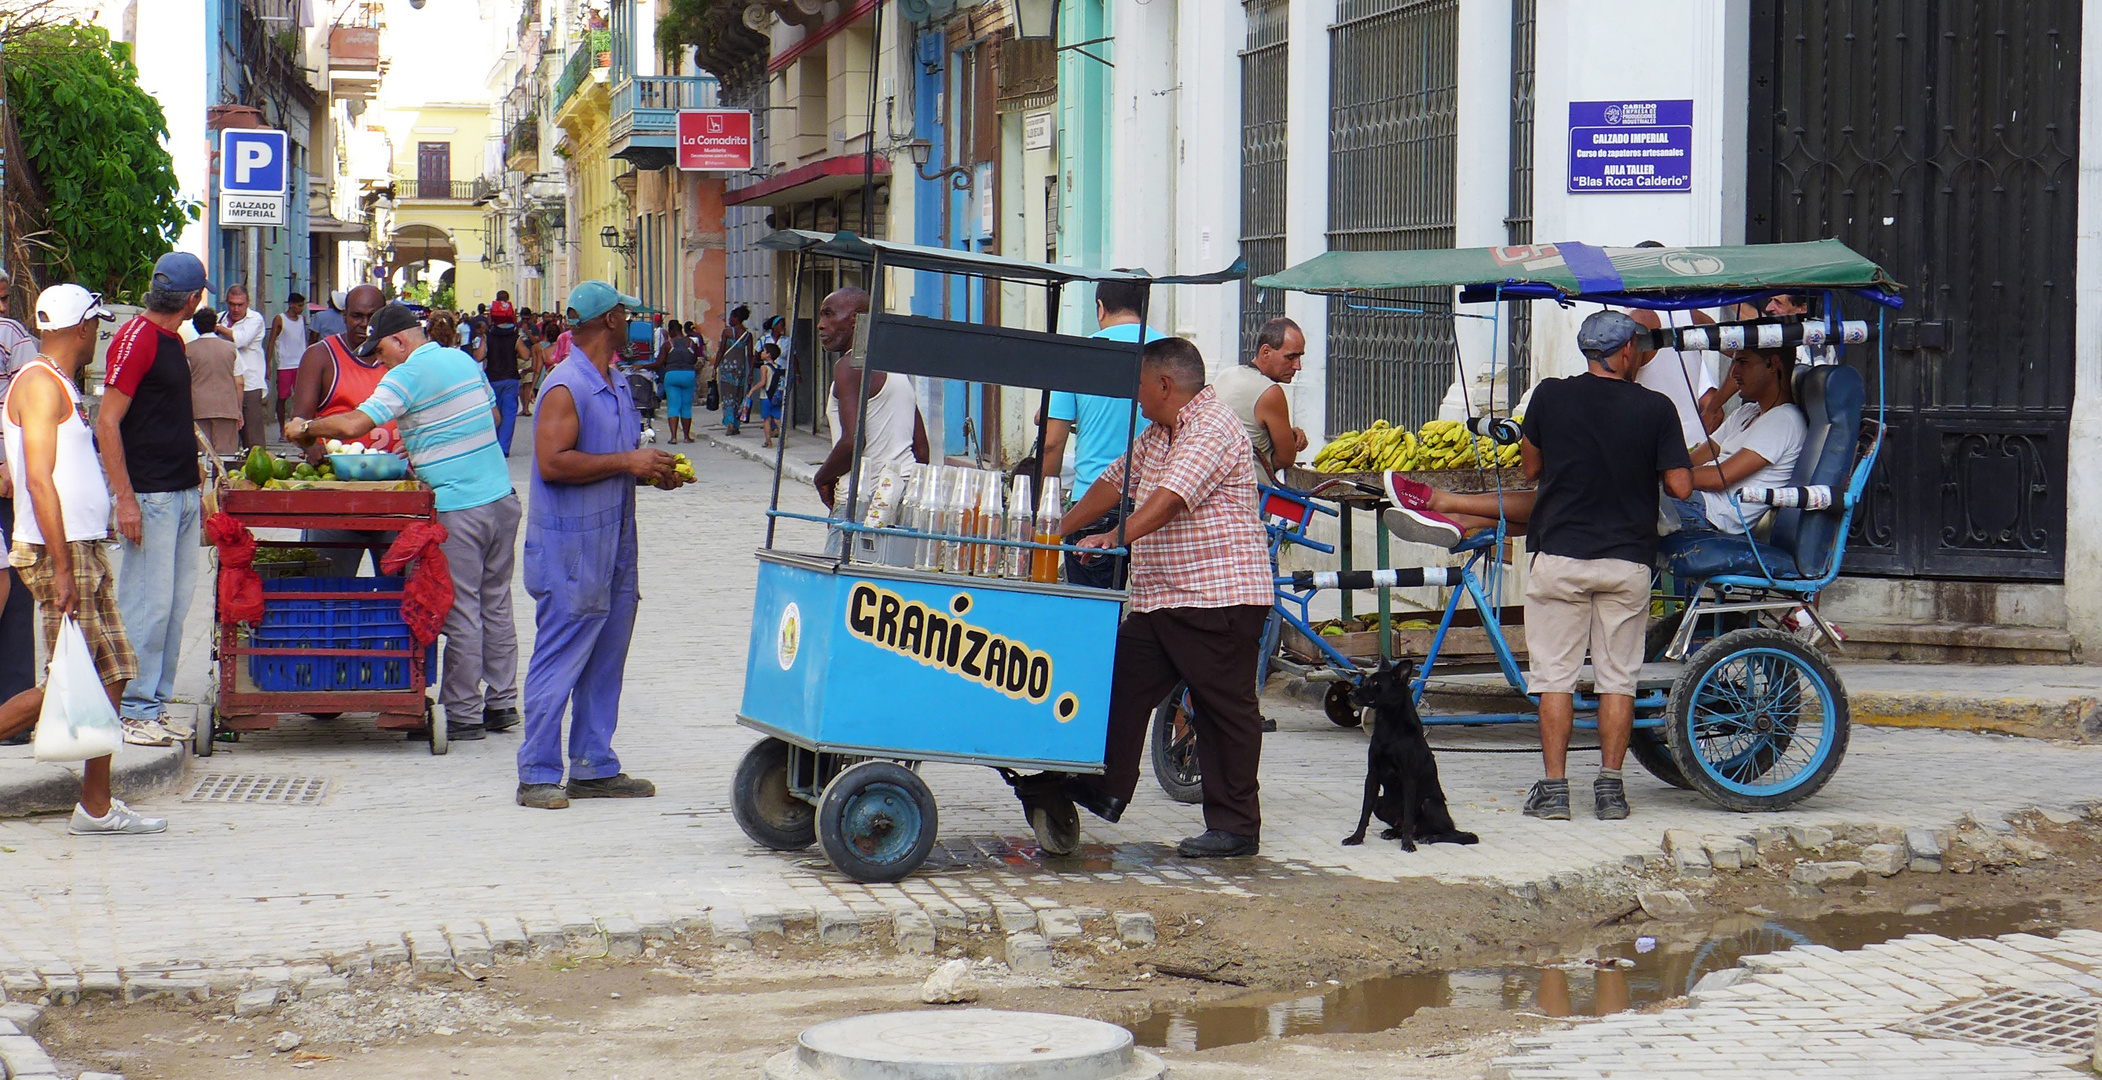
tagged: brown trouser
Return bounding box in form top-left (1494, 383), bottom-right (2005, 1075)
top-left (1097, 604), bottom-right (1269, 836)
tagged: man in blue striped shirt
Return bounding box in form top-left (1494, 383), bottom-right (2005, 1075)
top-left (287, 303), bottom-right (522, 743)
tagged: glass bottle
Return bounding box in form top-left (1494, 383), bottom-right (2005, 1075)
top-left (1032, 476), bottom-right (1063, 584)
top-left (940, 467), bottom-right (971, 575)
top-left (973, 469), bottom-right (1005, 577)
top-left (912, 465), bottom-right (944, 573)
top-left (1004, 474), bottom-right (1036, 580)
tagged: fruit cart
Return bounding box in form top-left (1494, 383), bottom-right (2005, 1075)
top-left (197, 470), bottom-right (445, 756)
top-left (1231, 239), bottom-right (1902, 811)
top-left (728, 229), bottom-right (1240, 882)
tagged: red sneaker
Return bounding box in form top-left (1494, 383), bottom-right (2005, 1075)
top-left (1382, 471), bottom-right (1435, 510)
top-left (1380, 506), bottom-right (1464, 549)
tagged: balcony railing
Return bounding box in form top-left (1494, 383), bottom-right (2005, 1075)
top-left (610, 75), bottom-right (721, 145)
top-left (552, 30), bottom-right (611, 113)
top-left (394, 177), bottom-right (478, 201)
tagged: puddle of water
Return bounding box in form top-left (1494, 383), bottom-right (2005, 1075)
top-left (1127, 901), bottom-right (2061, 1052)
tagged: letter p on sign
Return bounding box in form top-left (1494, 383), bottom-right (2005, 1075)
top-left (219, 128), bottom-right (288, 196)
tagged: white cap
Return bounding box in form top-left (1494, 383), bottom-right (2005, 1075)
top-left (34, 284), bottom-right (114, 331)
top-left (331, 289), bottom-right (349, 310)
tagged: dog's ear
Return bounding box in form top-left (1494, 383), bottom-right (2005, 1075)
top-left (1397, 657), bottom-right (1417, 680)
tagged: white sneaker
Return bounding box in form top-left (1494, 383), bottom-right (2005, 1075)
top-left (121, 718), bottom-right (173, 747)
top-left (69, 798), bottom-right (169, 835)
top-left (156, 713), bottom-right (196, 740)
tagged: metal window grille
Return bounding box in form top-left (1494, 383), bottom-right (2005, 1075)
top-left (1503, 0), bottom-right (1536, 408)
top-left (1239, 0), bottom-right (1290, 360)
top-left (1325, 0), bottom-right (1459, 436)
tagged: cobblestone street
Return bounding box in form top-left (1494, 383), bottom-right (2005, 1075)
top-left (6, 437), bottom-right (2102, 1078)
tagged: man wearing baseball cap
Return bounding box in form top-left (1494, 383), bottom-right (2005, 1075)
top-left (1515, 309), bottom-right (1692, 823)
top-left (289, 302), bottom-right (524, 744)
top-left (0, 284), bottom-right (168, 833)
top-left (515, 281), bottom-right (682, 809)
top-left (97, 251), bottom-right (206, 742)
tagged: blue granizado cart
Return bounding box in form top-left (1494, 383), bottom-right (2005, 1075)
top-left (729, 230), bottom-right (1240, 883)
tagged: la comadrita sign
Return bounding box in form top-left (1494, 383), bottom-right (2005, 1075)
top-left (677, 110), bottom-right (754, 171)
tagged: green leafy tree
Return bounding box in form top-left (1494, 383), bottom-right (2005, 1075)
top-left (7, 22), bottom-right (195, 299)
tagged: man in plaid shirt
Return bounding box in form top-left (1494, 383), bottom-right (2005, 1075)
top-left (1015, 337), bottom-right (1274, 859)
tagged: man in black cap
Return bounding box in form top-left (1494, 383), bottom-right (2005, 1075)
top-left (1515, 310), bottom-right (1692, 822)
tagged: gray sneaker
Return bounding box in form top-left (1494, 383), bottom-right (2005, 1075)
top-left (1521, 779), bottom-right (1571, 821)
top-left (69, 798), bottom-right (168, 835)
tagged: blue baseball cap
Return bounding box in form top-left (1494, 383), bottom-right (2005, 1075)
top-left (1577, 310), bottom-right (1642, 359)
top-left (565, 281), bottom-right (640, 324)
top-left (150, 251), bottom-right (208, 294)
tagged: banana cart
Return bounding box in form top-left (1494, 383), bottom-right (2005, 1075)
top-left (728, 229), bottom-right (1240, 882)
top-left (1230, 240), bottom-right (1902, 811)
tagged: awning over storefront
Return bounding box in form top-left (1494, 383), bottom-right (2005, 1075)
top-left (724, 153), bottom-right (889, 209)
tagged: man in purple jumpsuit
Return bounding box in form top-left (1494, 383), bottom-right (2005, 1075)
top-left (517, 282), bottom-right (685, 810)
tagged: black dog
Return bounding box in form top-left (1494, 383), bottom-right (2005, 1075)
top-left (1342, 659), bottom-right (1480, 851)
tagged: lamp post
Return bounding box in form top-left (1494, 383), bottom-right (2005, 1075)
top-left (598, 224), bottom-right (635, 290)
top-left (1011, 0), bottom-right (1059, 40)
top-left (905, 139), bottom-right (975, 319)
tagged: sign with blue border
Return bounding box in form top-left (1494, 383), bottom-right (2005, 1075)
top-left (219, 128), bottom-right (288, 195)
top-left (1567, 100), bottom-right (1693, 193)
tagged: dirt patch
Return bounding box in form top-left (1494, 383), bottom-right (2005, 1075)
top-left (36, 816), bottom-right (2102, 1080)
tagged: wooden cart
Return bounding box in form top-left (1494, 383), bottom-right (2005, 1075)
top-left (200, 483), bottom-right (446, 755)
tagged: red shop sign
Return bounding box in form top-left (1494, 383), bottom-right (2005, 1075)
top-left (677, 110), bottom-right (755, 171)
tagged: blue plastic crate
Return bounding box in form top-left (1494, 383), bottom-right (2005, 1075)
top-left (251, 577), bottom-right (428, 691)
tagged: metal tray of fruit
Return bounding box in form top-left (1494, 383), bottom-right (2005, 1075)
top-left (1284, 464), bottom-right (1533, 506)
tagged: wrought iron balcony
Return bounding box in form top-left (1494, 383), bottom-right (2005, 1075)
top-left (393, 175), bottom-right (478, 201)
top-left (610, 75), bottom-right (721, 169)
top-left (553, 30), bottom-right (612, 114)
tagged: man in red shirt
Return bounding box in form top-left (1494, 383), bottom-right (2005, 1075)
top-left (96, 252), bottom-right (206, 740)
top-left (1017, 337), bottom-right (1274, 859)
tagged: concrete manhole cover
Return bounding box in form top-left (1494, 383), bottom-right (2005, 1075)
top-left (185, 774), bottom-right (331, 805)
top-left (765, 1009), bottom-right (1165, 1079)
top-left (1896, 987), bottom-right (2102, 1062)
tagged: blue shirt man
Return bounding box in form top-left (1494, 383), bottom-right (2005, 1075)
top-left (513, 282), bottom-right (686, 810)
top-left (1039, 281), bottom-right (1165, 588)
top-left (287, 302), bottom-right (524, 741)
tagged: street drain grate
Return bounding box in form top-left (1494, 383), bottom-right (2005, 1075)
top-left (1897, 988), bottom-right (2101, 1061)
top-left (185, 774), bottom-right (331, 805)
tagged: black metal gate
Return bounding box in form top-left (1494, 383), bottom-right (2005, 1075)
top-left (1238, 0), bottom-right (1289, 359)
top-left (1324, 0), bottom-right (1458, 435)
top-left (1747, 0), bottom-right (2079, 580)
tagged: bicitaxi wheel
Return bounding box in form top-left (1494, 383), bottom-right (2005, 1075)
top-left (1150, 684), bottom-right (1203, 804)
top-left (815, 760), bottom-right (939, 883)
top-left (731, 736), bottom-right (817, 851)
top-left (1324, 681), bottom-right (1366, 728)
top-left (1664, 628), bottom-right (1847, 811)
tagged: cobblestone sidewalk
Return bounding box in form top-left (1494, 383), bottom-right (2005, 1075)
top-left (2, 438), bottom-right (2100, 1006)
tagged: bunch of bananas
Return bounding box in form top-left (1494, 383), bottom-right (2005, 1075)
top-left (1312, 417), bottom-right (1522, 473)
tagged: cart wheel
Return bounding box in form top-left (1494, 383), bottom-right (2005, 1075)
top-left (815, 761), bottom-right (937, 883)
top-left (1150, 684), bottom-right (1203, 805)
top-left (429, 703), bottom-right (449, 756)
top-left (1665, 628), bottom-right (1847, 811)
top-left (1628, 728), bottom-right (1689, 790)
top-left (193, 710), bottom-right (217, 758)
top-left (1323, 682), bottom-right (1365, 728)
top-left (731, 737), bottom-right (817, 851)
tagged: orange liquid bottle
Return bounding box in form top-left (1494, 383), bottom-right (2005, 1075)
top-left (1031, 476), bottom-right (1063, 583)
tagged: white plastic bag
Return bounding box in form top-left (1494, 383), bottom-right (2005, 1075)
top-left (33, 615), bottom-right (123, 763)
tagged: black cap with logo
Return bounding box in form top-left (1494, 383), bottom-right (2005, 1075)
top-left (356, 303), bottom-right (423, 357)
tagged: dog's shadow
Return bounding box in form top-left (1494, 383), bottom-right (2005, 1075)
top-left (1342, 658), bottom-right (1480, 852)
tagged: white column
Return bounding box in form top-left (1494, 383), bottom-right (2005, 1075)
top-left (1284, 0), bottom-right (1334, 442)
top-left (1441, 0), bottom-right (1515, 419)
top-left (2063, 1), bottom-right (2102, 655)
top-left (1174, 0), bottom-right (1242, 373)
top-left (1110, 0), bottom-right (1180, 325)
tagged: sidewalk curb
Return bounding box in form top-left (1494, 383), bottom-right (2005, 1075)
top-left (0, 741), bottom-right (188, 819)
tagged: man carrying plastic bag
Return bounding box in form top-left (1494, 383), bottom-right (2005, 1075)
top-left (0, 284), bottom-right (166, 835)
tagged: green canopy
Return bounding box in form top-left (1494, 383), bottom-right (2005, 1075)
top-left (756, 229), bottom-right (1246, 286)
top-left (1253, 239), bottom-right (1902, 308)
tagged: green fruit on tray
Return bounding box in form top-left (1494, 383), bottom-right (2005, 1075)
top-left (273, 458), bottom-right (295, 479)
top-left (243, 446), bottom-right (275, 487)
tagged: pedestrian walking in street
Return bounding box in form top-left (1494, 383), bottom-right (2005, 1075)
top-left (288, 302), bottom-right (524, 744)
top-left (752, 341), bottom-right (784, 449)
top-left (1015, 337), bottom-right (1273, 858)
top-left (215, 283), bottom-right (269, 449)
top-left (0, 283), bottom-right (166, 832)
top-left (426, 310), bottom-right (461, 349)
top-left (290, 284), bottom-right (396, 577)
top-left (98, 253), bottom-right (206, 741)
top-left (810, 288), bottom-right (928, 510)
top-left (266, 292), bottom-right (308, 432)
top-left (308, 289), bottom-right (349, 341)
top-left (483, 290), bottom-right (524, 455)
top-left (185, 308), bottom-right (244, 456)
top-left (652, 320), bottom-right (699, 444)
top-left (1517, 311), bottom-right (1692, 822)
top-left (516, 281), bottom-right (683, 810)
top-left (715, 305), bottom-right (754, 435)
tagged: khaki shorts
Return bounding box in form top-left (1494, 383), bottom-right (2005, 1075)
top-left (10, 540), bottom-right (138, 689)
top-left (1523, 553), bottom-right (1649, 696)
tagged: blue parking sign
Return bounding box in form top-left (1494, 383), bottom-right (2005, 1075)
top-left (220, 128), bottom-right (288, 196)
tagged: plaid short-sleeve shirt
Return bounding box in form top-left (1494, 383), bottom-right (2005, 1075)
top-left (1099, 387), bottom-right (1272, 612)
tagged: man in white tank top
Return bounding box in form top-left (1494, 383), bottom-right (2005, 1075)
top-left (0, 284), bottom-right (167, 834)
top-left (810, 286), bottom-right (929, 510)
top-left (267, 292), bottom-right (308, 430)
top-left (1213, 316), bottom-right (1308, 479)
